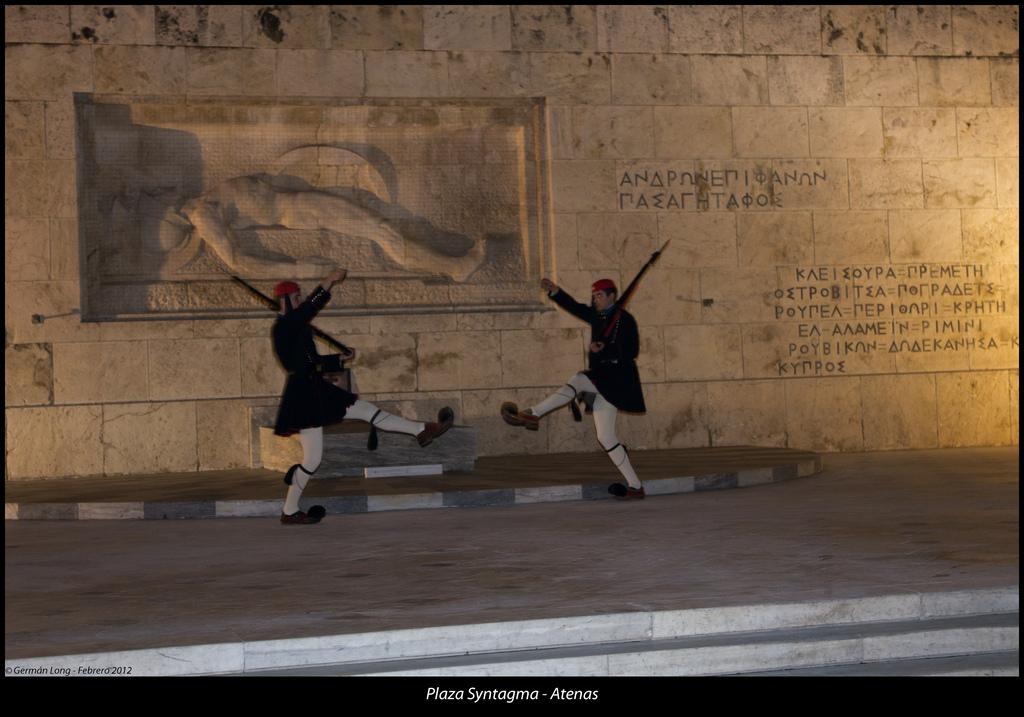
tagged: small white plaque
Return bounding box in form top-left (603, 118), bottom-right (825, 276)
top-left (363, 464), bottom-right (444, 478)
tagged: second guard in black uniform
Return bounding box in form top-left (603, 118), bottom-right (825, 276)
top-left (273, 268), bottom-right (455, 524)
top-left (501, 277), bottom-right (647, 498)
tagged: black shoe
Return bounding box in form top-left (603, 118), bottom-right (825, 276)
top-left (280, 505), bottom-right (326, 524)
top-left (609, 483), bottom-right (645, 499)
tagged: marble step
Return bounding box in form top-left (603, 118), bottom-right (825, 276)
top-left (6, 588), bottom-right (1014, 676)
top-left (748, 650), bottom-right (1019, 676)
top-left (257, 612), bottom-right (1018, 676)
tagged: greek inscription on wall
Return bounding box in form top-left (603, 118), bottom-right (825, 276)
top-left (772, 264), bottom-right (1017, 376)
top-left (616, 165), bottom-right (828, 211)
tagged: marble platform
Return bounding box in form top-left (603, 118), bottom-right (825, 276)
top-left (5, 446), bottom-right (821, 520)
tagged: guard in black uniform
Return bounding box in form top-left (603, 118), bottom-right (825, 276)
top-left (273, 268), bottom-right (455, 524)
top-left (501, 277), bottom-right (647, 499)
top-left (272, 276), bottom-right (358, 440)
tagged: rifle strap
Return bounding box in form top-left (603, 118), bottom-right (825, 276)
top-left (601, 310), bottom-right (622, 339)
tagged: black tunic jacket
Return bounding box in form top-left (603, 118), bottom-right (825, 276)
top-left (272, 286), bottom-right (357, 436)
top-left (550, 289), bottom-right (647, 413)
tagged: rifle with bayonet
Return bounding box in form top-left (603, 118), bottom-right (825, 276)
top-left (601, 237), bottom-right (672, 339)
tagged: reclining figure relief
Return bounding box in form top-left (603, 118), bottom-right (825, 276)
top-left (143, 144), bottom-right (497, 283)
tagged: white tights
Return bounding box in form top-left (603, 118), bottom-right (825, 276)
top-left (282, 400), bottom-right (425, 514)
top-left (530, 373), bottom-right (642, 489)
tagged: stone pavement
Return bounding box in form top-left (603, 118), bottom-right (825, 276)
top-left (4, 447), bottom-right (1018, 661)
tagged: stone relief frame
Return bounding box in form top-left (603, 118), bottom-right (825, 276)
top-left (74, 94), bottom-right (554, 320)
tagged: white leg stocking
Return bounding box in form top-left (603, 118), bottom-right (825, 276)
top-left (592, 395), bottom-right (642, 489)
top-left (283, 427), bottom-right (323, 515)
top-left (345, 399), bottom-right (425, 436)
top-left (282, 402), bottom-right (427, 515)
top-left (531, 373), bottom-right (597, 418)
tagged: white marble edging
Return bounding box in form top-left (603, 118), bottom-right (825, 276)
top-left (242, 612), bottom-right (654, 672)
top-left (515, 485), bottom-right (583, 503)
top-left (367, 492), bottom-right (446, 512)
top-left (652, 594), bottom-right (923, 639)
top-left (5, 587), bottom-right (1015, 676)
top-left (644, 476), bottom-right (696, 495)
top-left (919, 587), bottom-right (1019, 617)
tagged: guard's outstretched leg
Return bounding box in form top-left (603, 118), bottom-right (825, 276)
top-left (345, 399), bottom-right (454, 447)
top-left (502, 375), bottom-right (587, 430)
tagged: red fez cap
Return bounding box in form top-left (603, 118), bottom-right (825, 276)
top-left (591, 278), bottom-right (617, 294)
top-left (273, 281), bottom-right (300, 298)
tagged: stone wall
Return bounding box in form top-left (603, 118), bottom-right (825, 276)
top-left (5, 5), bottom-right (1019, 479)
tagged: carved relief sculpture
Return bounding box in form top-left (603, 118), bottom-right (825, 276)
top-left (75, 96), bottom-right (553, 319)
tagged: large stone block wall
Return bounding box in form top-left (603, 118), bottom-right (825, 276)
top-left (5, 5), bottom-right (1019, 479)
